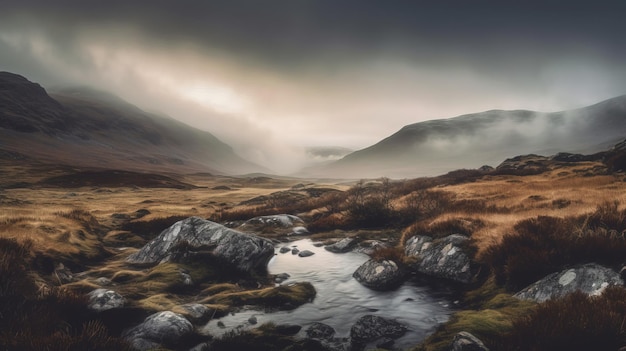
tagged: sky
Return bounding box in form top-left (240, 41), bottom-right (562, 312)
top-left (1, 1), bottom-right (626, 173)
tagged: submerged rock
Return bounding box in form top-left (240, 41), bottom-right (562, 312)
top-left (451, 331), bottom-right (490, 351)
top-left (122, 311), bottom-right (193, 351)
top-left (353, 259), bottom-right (406, 290)
top-left (87, 289), bottom-right (125, 312)
top-left (306, 322), bottom-right (336, 340)
top-left (126, 217), bottom-right (274, 273)
top-left (405, 234), bottom-right (474, 283)
top-left (514, 263), bottom-right (624, 302)
top-left (350, 315), bottom-right (407, 346)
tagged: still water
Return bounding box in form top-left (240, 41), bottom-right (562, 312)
top-left (201, 239), bottom-right (454, 349)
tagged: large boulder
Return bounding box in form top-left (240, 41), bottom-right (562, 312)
top-left (353, 259), bottom-right (406, 290)
top-left (350, 315), bottom-right (407, 348)
top-left (87, 289), bottom-right (125, 312)
top-left (451, 331), bottom-right (490, 351)
top-left (405, 234), bottom-right (474, 283)
top-left (514, 263), bottom-right (624, 302)
top-left (126, 217), bottom-right (274, 273)
top-left (122, 311), bottom-right (194, 351)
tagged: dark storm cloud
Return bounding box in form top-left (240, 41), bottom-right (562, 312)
top-left (1, 1), bottom-right (626, 172)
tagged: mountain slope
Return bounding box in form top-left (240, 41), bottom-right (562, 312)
top-left (0, 72), bottom-right (265, 175)
top-left (317, 95), bottom-right (626, 178)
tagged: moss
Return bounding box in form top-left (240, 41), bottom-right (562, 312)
top-left (414, 279), bottom-right (535, 351)
top-left (202, 282), bottom-right (316, 310)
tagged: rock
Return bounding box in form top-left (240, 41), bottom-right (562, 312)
top-left (355, 240), bottom-right (390, 255)
top-left (306, 322), bottom-right (336, 340)
top-left (180, 271), bottom-right (193, 285)
top-left (242, 214), bottom-right (303, 228)
top-left (274, 323), bottom-right (302, 335)
top-left (325, 238), bottom-right (358, 253)
top-left (350, 315), bottom-right (407, 345)
top-left (54, 263), bottom-right (73, 283)
top-left (275, 272), bottom-right (290, 284)
top-left (353, 259), bottom-right (406, 290)
top-left (290, 226), bottom-right (310, 236)
top-left (87, 289), bottom-right (125, 312)
top-left (122, 311), bottom-right (193, 351)
top-left (248, 316), bottom-right (258, 325)
top-left (451, 332), bottom-right (489, 351)
top-left (126, 217), bottom-right (274, 273)
top-left (298, 250), bottom-right (315, 257)
top-left (279, 246), bottom-right (291, 254)
top-left (405, 234), bottom-right (474, 283)
top-left (291, 248), bottom-right (300, 255)
top-left (177, 303), bottom-right (212, 324)
top-left (514, 263), bottom-right (624, 302)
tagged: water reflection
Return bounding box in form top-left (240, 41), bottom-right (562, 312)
top-left (201, 239), bottom-right (454, 349)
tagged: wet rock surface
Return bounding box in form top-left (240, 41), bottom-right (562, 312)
top-left (353, 259), bottom-right (406, 290)
top-left (324, 237), bottom-right (358, 253)
top-left (350, 315), bottom-right (407, 349)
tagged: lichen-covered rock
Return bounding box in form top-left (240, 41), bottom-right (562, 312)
top-left (451, 331), bottom-right (490, 351)
top-left (122, 311), bottom-right (193, 351)
top-left (350, 315), bottom-right (407, 346)
top-left (306, 322), bottom-right (336, 340)
top-left (126, 217), bottom-right (274, 273)
top-left (405, 234), bottom-right (474, 283)
top-left (325, 238), bottom-right (358, 253)
top-left (87, 289), bottom-right (125, 312)
top-left (514, 263), bottom-right (624, 302)
top-left (353, 259), bottom-right (406, 290)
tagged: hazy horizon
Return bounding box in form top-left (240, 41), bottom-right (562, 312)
top-left (2, 1), bottom-right (626, 173)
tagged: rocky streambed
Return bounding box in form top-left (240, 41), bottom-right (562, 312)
top-left (201, 239), bottom-right (457, 350)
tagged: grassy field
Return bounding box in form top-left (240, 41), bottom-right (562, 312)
top-left (1, 158), bottom-right (625, 350)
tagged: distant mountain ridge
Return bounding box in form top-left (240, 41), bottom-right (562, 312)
top-left (315, 95), bottom-right (626, 178)
top-left (0, 72), bottom-right (266, 175)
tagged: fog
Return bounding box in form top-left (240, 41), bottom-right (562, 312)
top-left (1, 1), bottom-right (626, 174)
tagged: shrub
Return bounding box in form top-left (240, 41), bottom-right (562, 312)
top-left (493, 286), bottom-right (626, 351)
top-left (481, 202), bottom-right (626, 291)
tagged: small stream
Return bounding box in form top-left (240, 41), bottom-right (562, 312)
top-left (201, 239), bottom-right (455, 349)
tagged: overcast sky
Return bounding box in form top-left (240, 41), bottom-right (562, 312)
top-left (1, 1), bottom-right (626, 172)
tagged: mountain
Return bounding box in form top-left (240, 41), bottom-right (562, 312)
top-left (314, 95), bottom-right (626, 178)
top-left (0, 72), bottom-right (266, 175)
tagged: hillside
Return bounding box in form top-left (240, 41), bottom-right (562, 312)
top-left (315, 95), bottom-right (626, 178)
top-left (0, 72), bottom-right (266, 175)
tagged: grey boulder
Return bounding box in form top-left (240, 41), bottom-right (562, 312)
top-left (126, 217), bottom-right (274, 273)
top-left (122, 311), bottom-right (193, 351)
top-left (451, 331), bottom-right (489, 351)
top-left (353, 259), bottom-right (406, 290)
top-left (514, 263), bottom-right (624, 302)
top-left (306, 322), bottom-right (336, 340)
top-left (87, 289), bottom-right (125, 312)
top-left (405, 234), bottom-right (474, 283)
